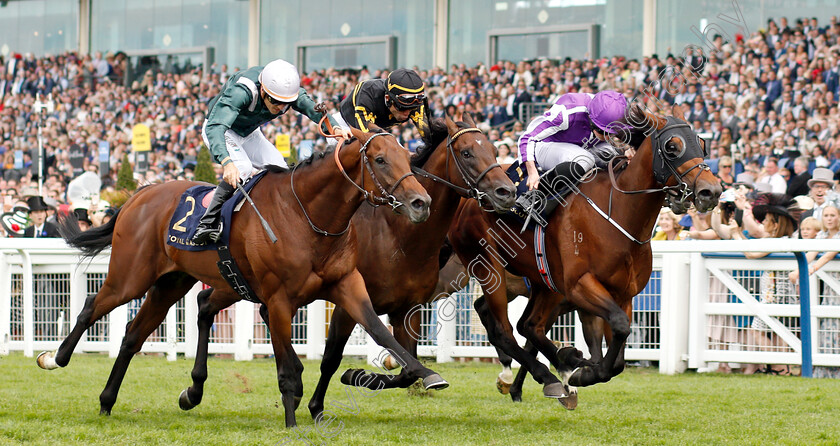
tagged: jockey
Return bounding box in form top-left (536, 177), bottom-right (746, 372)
top-left (519, 90), bottom-right (628, 192)
top-left (193, 58), bottom-right (351, 244)
top-left (333, 68), bottom-right (432, 140)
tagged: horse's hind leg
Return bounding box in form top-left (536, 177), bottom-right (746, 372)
top-left (99, 273), bottom-right (196, 415)
top-left (309, 306), bottom-right (357, 420)
top-left (178, 287), bottom-right (239, 411)
top-left (263, 299), bottom-right (303, 428)
top-left (38, 264), bottom-right (159, 370)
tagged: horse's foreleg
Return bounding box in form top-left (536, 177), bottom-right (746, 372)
top-left (566, 274), bottom-right (630, 387)
top-left (474, 293), bottom-right (566, 399)
top-left (99, 274), bottom-right (195, 415)
top-left (508, 301), bottom-right (571, 402)
top-left (308, 306), bottom-right (356, 420)
top-left (343, 309), bottom-right (425, 393)
top-left (328, 270), bottom-right (448, 391)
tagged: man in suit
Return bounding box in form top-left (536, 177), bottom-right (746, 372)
top-left (23, 195), bottom-right (61, 238)
top-left (799, 168), bottom-right (840, 224)
top-left (765, 70), bottom-right (783, 104)
top-left (786, 156), bottom-right (812, 198)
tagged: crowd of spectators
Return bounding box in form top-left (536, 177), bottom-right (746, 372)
top-left (1, 15), bottom-right (840, 237)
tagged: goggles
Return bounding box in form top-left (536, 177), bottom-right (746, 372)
top-left (263, 90), bottom-right (290, 107)
top-left (391, 92), bottom-right (426, 110)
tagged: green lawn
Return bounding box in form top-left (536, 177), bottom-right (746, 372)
top-left (1, 352), bottom-right (839, 445)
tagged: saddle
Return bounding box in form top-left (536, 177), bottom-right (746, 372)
top-left (166, 170), bottom-right (272, 303)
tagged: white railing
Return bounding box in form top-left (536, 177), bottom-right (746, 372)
top-left (2, 238), bottom-right (840, 377)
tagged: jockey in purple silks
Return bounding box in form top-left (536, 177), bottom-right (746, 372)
top-left (518, 90), bottom-right (629, 191)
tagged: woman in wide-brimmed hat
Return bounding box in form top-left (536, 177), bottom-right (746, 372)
top-left (733, 193), bottom-right (801, 375)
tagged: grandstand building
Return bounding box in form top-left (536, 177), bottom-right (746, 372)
top-left (1, 0), bottom-right (838, 71)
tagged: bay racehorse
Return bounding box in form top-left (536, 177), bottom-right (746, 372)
top-left (447, 105), bottom-right (721, 402)
top-left (176, 115), bottom-right (517, 419)
top-left (36, 124), bottom-right (449, 428)
top-left (305, 115), bottom-right (516, 419)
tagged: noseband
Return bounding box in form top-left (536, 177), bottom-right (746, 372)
top-left (411, 127), bottom-right (500, 204)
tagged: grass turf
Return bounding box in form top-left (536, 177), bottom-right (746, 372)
top-left (1, 352), bottom-right (839, 445)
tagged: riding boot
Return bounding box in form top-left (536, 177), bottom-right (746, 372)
top-left (539, 161), bottom-right (588, 195)
top-left (192, 181), bottom-right (236, 244)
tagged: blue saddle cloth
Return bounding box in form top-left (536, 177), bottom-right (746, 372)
top-left (166, 170), bottom-right (270, 251)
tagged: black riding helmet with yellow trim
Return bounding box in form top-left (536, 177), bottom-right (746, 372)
top-left (386, 68), bottom-right (426, 110)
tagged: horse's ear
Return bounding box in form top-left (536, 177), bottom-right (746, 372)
top-left (349, 127), bottom-right (365, 141)
top-left (444, 115), bottom-right (459, 134)
top-left (643, 108), bottom-right (668, 130)
top-left (463, 112), bottom-right (476, 127)
top-left (671, 103), bottom-right (687, 122)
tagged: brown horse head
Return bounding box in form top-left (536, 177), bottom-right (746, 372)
top-left (440, 115), bottom-right (516, 212)
top-left (349, 126), bottom-right (431, 223)
top-left (630, 105), bottom-right (721, 212)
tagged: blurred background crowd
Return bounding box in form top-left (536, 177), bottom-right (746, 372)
top-left (1, 15), bottom-right (840, 236)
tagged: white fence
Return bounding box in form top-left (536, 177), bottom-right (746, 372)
top-left (2, 238), bottom-right (840, 376)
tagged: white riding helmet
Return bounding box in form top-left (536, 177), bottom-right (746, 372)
top-left (259, 59), bottom-right (300, 102)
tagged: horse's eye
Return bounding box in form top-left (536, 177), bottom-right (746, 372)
top-left (460, 150), bottom-right (472, 159)
top-left (375, 156), bottom-right (386, 165)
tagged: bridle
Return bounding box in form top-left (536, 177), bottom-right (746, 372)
top-left (583, 116), bottom-right (710, 244)
top-left (291, 119), bottom-right (413, 236)
top-left (608, 117), bottom-right (710, 207)
top-left (411, 127), bottom-right (500, 205)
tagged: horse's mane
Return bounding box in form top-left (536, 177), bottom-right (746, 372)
top-left (620, 104), bottom-right (660, 150)
top-left (410, 118), bottom-right (462, 168)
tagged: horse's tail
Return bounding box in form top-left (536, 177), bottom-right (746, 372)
top-left (59, 207), bottom-right (122, 259)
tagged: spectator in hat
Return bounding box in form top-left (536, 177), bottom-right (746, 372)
top-left (733, 193), bottom-right (801, 375)
top-left (23, 196), bottom-right (60, 238)
top-left (73, 208), bottom-right (93, 231)
top-left (800, 168), bottom-right (840, 223)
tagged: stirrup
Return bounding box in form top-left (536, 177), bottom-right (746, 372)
top-left (516, 192), bottom-right (547, 232)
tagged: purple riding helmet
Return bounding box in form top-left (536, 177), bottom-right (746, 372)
top-left (588, 90), bottom-right (628, 134)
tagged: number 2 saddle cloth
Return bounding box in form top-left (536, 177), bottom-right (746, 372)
top-left (166, 170), bottom-right (269, 252)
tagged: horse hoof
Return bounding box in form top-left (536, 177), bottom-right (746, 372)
top-left (422, 374), bottom-right (449, 390)
top-left (510, 392), bottom-right (522, 403)
top-left (542, 382), bottom-right (568, 399)
top-left (382, 355), bottom-right (400, 370)
top-left (496, 370), bottom-right (513, 395)
top-left (557, 388), bottom-right (578, 410)
top-left (36, 351), bottom-right (59, 370)
top-left (99, 408), bottom-right (111, 416)
top-left (340, 369), bottom-right (364, 386)
top-left (179, 389), bottom-right (196, 411)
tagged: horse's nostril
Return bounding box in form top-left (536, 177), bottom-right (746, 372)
top-left (411, 198), bottom-right (427, 210)
top-left (495, 187), bottom-right (512, 198)
top-left (697, 189), bottom-right (714, 199)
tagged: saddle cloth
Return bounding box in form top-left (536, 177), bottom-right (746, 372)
top-left (166, 170), bottom-right (269, 251)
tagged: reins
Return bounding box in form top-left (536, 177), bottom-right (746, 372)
top-left (411, 127), bottom-right (500, 205)
top-left (290, 114), bottom-right (410, 236)
top-left (579, 120), bottom-right (710, 245)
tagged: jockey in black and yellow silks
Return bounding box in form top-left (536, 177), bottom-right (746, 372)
top-left (335, 68), bottom-right (432, 140)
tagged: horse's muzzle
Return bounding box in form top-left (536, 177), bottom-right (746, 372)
top-left (405, 193), bottom-right (431, 223)
top-left (693, 183), bottom-right (722, 213)
top-left (489, 184), bottom-right (517, 212)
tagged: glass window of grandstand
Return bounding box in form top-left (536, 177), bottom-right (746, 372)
top-left (90, 0), bottom-right (248, 79)
top-left (655, 0), bottom-right (840, 56)
top-left (0, 0), bottom-right (78, 57)
top-left (260, 0), bottom-right (433, 71)
top-left (449, 0), bottom-right (643, 66)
